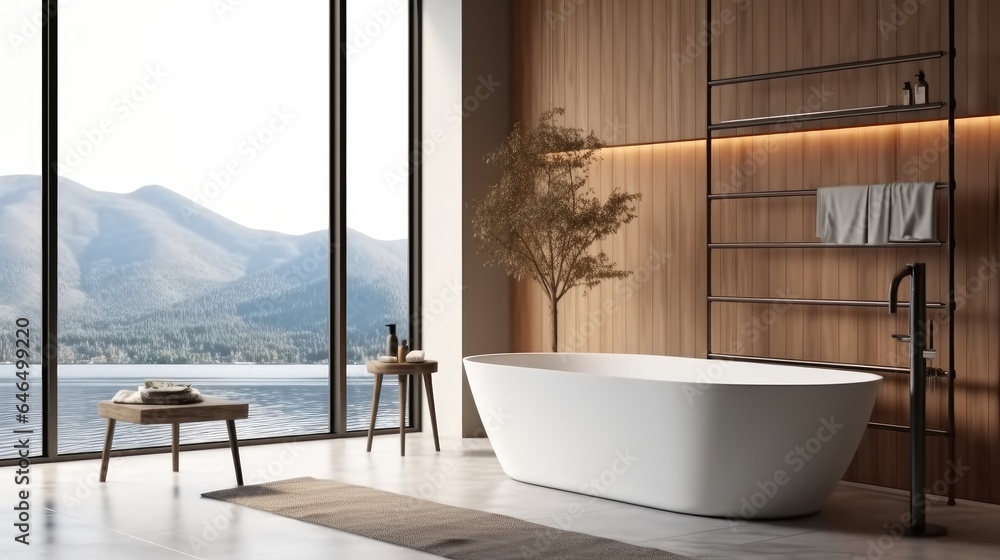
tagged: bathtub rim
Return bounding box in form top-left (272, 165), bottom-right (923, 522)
top-left (463, 352), bottom-right (885, 387)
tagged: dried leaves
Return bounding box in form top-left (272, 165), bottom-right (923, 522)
top-left (471, 108), bottom-right (642, 349)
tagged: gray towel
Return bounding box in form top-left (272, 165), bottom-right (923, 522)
top-left (816, 185), bottom-right (869, 244)
top-left (867, 182), bottom-right (937, 244)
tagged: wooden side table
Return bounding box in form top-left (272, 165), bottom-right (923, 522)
top-left (365, 360), bottom-right (439, 456)
top-left (96, 396), bottom-right (249, 485)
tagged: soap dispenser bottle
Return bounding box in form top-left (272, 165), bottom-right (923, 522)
top-left (385, 324), bottom-right (398, 358)
top-left (913, 70), bottom-right (929, 104)
top-left (901, 81), bottom-right (913, 106)
top-left (397, 339), bottom-right (409, 363)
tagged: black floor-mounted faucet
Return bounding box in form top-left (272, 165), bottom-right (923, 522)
top-left (888, 263), bottom-right (946, 537)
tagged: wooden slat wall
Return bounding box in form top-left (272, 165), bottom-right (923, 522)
top-left (510, 0), bottom-right (1000, 505)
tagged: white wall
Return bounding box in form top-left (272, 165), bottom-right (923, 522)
top-left (421, 0), bottom-right (512, 438)
top-left (460, 0), bottom-right (511, 437)
top-left (421, 0), bottom-right (464, 439)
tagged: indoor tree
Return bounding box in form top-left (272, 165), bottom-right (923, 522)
top-left (472, 108), bottom-right (641, 352)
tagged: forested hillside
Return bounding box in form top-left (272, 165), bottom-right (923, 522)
top-left (0, 175), bottom-right (408, 365)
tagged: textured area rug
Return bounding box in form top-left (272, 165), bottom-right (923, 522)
top-left (203, 476), bottom-right (697, 559)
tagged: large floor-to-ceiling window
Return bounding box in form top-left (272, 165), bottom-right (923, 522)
top-left (0, 0), bottom-right (44, 460)
top-left (54, 0), bottom-right (333, 454)
top-left (0, 0), bottom-right (419, 463)
top-left (345, 0), bottom-right (414, 431)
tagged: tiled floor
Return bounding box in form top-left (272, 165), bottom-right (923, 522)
top-left (1, 433), bottom-right (998, 559)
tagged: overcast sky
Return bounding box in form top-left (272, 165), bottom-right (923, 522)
top-left (0, 0), bottom-right (409, 240)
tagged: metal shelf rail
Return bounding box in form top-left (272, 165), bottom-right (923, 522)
top-left (705, 0), bottom-right (957, 505)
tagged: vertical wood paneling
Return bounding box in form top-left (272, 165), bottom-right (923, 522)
top-left (510, 0), bottom-right (1000, 505)
top-left (652, 0), bottom-right (668, 142)
top-left (668, 141), bottom-right (683, 356)
top-left (989, 116), bottom-right (1000, 504)
top-left (963, 118), bottom-right (989, 498)
top-left (990, 0), bottom-right (1000, 115)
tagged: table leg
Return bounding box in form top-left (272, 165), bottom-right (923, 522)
top-left (226, 420), bottom-right (244, 486)
top-left (171, 423), bottom-right (180, 472)
top-left (399, 374), bottom-right (408, 456)
top-left (99, 418), bottom-right (116, 482)
top-left (422, 373), bottom-right (441, 452)
top-left (366, 374), bottom-right (384, 452)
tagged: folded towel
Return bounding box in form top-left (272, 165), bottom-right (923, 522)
top-left (816, 185), bottom-right (869, 244)
top-left (867, 182), bottom-right (937, 244)
top-left (110, 381), bottom-right (203, 405)
top-left (111, 389), bottom-right (145, 404)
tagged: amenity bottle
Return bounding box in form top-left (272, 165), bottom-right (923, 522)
top-left (901, 81), bottom-right (913, 106)
top-left (386, 324), bottom-right (398, 358)
top-left (914, 70), bottom-right (929, 104)
top-left (397, 339), bottom-right (409, 363)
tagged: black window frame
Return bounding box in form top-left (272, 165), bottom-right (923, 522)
top-left (0, 0), bottom-right (422, 466)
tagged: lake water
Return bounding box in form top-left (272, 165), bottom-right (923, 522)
top-left (1, 364), bottom-right (408, 458)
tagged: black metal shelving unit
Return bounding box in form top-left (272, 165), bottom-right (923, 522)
top-left (706, 1), bottom-right (957, 505)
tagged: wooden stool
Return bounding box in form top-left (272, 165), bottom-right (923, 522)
top-left (97, 396), bottom-right (249, 485)
top-left (365, 360), bottom-right (439, 456)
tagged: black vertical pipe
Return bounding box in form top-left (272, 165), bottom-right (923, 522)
top-left (909, 263), bottom-right (928, 534)
top-left (42, 0), bottom-right (59, 459)
top-left (946, 0), bottom-right (957, 507)
top-left (705, 0), bottom-right (713, 358)
top-left (408, 0), bottom-right (422, 430)
top-left (904, 262), bottom-right (946, 537)
top-left (332, 0), bottom-right (347, 435)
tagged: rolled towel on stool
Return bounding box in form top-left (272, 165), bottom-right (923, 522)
top-left (405, 350), bottom-right (425, 363)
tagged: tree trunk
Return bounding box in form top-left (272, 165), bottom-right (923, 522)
top-left (549, 300), bottom-right (558, 352)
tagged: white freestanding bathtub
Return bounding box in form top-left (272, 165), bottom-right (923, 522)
top-left (463, 353), bottom-right (882, 519)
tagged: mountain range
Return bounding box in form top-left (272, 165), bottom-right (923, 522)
top-left (0, 175), bottom-right (409, 364)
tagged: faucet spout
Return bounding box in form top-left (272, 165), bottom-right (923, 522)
top-left (888, 265), bottom-right (913, 314)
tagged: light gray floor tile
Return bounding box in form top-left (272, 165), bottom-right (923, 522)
top-left (2, 434), bottom-right (998, 560)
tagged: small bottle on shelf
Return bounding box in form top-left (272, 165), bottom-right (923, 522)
top-left (901, 81), bottom-right (913, 106)
top-left (914, 70), bottom-right (929, 104)
top-left (397, 339), bottom-right (409, 363)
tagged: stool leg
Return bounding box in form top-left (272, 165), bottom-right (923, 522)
top-left (226, 420), bottom-right (244, 486)
top-left (366, 374), bottom-right (384, 452)
top-left (422, 373), bottom-right (440, 452)
top-left (171, 423), bottom-right (180, 472)
top-left (99, 419), bottom-right (116, 482)
top-left (399, 374), bottom-right (408, 456)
